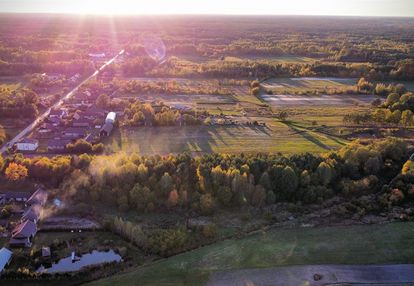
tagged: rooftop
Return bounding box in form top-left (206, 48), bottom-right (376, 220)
top-left (17, 138), bottom-right (39, 145)
top-left (0, 247), bottom-right (12, 272)
top-left (12, 220), bottom-right (37, 239)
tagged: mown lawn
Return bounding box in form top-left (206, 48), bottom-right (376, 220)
top-left (88, 222), bottom-right (414, 286)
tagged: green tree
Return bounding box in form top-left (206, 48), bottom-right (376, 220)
top-left (401, 110), bottom-right (414, 126)
top-left (280, 166), bottom-right (298, 199)
top-left (385, 93), bottom-right (400, 107)
top-left (316, 162), bottom-right (333, 186)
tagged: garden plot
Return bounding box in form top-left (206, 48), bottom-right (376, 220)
top-left (261, 93), bottom-right (378, 107)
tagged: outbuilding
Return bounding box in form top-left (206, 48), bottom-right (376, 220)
top-left (15, 138), bottom-right (39, 152)
top-left (10, 220), bottom-right (37, 248)
top-left (105, 112), bottom-right (117, 124)
top-left (0, 248), bottom-right (12, 274)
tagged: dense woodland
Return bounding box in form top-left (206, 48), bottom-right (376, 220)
top-left (1, 138), bottom-right (413, 212)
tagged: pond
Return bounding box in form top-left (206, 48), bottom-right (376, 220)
top-left (37, 250), bottom-right (122, 273)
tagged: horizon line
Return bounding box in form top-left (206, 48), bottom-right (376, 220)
top-left (1, 12), bottom-right (414, 19)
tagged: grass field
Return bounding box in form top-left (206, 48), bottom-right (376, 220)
top-left (88, 222), bottom-right (414, 286)
top-left (106, 122), bottom-right (348, 155)
top-left (261, 77), bottom-right (358, 95)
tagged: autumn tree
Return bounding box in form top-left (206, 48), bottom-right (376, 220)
top-left (5, 163), bottom-right (28, 182)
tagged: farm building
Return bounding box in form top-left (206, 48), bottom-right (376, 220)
top-left (0, 248), bottom-right (12, 274)
top-left (89, 52), bottom-right (106, 59)
top-left (49, 109), bottom-right (67, 119)
top-left (105, 112), bottom-right (117, 124)
top-left (100, 123), bottom-right (113, 137)
top-left (62, 127), bottom-right (88, 139)
top-left (47, 139), bottom-right (71, 152)
top-left (72, 118), bottom-right (92, 128)
top-left (2, 192), bottom-right (31, 204)
top-left (82, 106), bottom-right (106, 120)
top-left (15, 138), bottom-right (39, 151)
top-left (10, 220), bottom-right (37, 248)
top-left (38, 123), bottom-right (56, 134)
top-left (42, 247), bottom-right (51, 257)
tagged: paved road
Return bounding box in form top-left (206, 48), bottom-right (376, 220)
top-left (0, 49), bottom-right (124, 155)
top-left (205, 264), bottom-right (414, 286)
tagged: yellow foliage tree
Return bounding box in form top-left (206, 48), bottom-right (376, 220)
top-left (5, 163), bottom-right (28, 182)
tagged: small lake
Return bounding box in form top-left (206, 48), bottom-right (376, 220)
top-left (37, 250), bottom-right (122, 273)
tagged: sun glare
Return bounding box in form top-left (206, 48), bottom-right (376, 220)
top-left (2, 0), bottom-right (412, 17)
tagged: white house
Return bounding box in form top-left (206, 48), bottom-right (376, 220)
top-left (15, 138), bottom-right (39, 152)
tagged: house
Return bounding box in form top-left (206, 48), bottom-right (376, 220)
top-left (89, 52), bottom-right (106, 59)
top-left (100, 123), bottom-right (113, 137)
top-left (42, 247), bottom-right (51, 257)
top-left (0, 219), bottom-right (9, 229)
top-left (47, 139), bottom-right (71, 152)
top-left (38, 123), bottom-right (56, 134)
top-left (15, 138), bottom-right (39, 152)
top-left (10, 220), bottom-right (37, 248)
top-left (4, 192), bottom-right (32, 203)
top-left (70, 73), bottom-right (81, 83)
top-left (73, 112), bottom-right (82, 120)
top-left (0, 248), bottom-right (12, 274)
top-left (49, 109), bottom-right (67, 119)
top-left (72, 118), bottom-right (92, 128)
top-left (0, 194), bottom-right (5, 206)
top-left (83, 106), bottom-right (105, 120)
top-left (26, 188), bottom-right (48, 207)
top-left (62, 127), bottom-right (88, 139)
top-left (21, 207), bottom-right (40, 223)
top-left (46, 116), bottom-right (61, 126)
top-left (105, 112), bottom-right (117, 124)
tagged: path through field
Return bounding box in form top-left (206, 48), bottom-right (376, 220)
top-left (205, 264), bottom-right (414, 286)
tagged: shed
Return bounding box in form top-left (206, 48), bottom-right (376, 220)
top-left (42, 247), bottom-right (51, 257)
top-left (15, 138), bottom-right (39, 152)
top-left (105, 112), bottom-right (117, 124)
top-left (10, 220), bottom-right (37, 248)
top-left (0, 248), bottom-right (12, 273)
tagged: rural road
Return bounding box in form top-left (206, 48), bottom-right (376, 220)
top-left (0, 49), bottom-right (124, 155)
top-left (205, 264), bottom-right (414, 286)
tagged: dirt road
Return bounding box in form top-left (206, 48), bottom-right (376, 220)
top-left (205, 264), bottom-right (414, 286)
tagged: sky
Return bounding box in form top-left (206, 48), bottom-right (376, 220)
top-left (0, 0), bottom-right (414, 17)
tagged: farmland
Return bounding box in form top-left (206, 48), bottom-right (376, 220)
top-left (108, 121), bottom-right (348, 155)
top-left (0, 13), bottom-right (414, 286)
